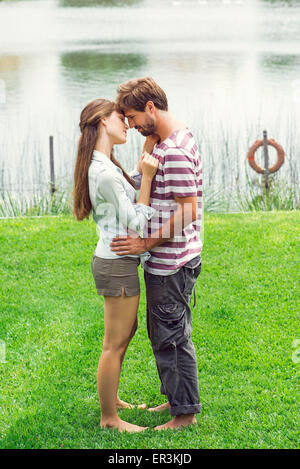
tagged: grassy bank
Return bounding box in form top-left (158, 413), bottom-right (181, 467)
top-left (0, 212), bottom-right (299, 449)
top-left (1, 175), bottom-right (299, 218)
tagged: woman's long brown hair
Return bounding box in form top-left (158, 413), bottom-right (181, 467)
top-left (73, 98), bottom-right (135, 221)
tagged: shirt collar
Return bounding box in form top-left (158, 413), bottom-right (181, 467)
top-left (92, 150), bottom-right (123, 174)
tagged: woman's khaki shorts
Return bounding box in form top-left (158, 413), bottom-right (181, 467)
top-left (91, 254), bottom-right (140, 297)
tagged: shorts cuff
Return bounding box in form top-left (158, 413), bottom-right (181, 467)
top-left (170, 403), bottom-right (202, 416)
top-left (97, 287), bottom-right (140, 297)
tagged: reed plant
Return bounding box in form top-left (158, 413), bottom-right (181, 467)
top-left (0, 115), bottom-right (299, 217)
top-left (236, 174), bottom-right (300, 212)
top-left (0, 189), bottom-right (72, 218)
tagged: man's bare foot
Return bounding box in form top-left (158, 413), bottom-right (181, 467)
top-left (154, 414), bottom-right (197, 431)
top-left (116, 398), bottom-right (147, 410)
top-left (148, 402), bottom-right (170, 412)
top-left (100, 417), bottom-right (148, 433)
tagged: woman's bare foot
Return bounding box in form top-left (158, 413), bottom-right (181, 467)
top-left (148, 402), bottom-right (170, 412)
top-left (154, 414), bottom-right (197, 431)
top-left (100, 417), bottom-right (148, 433)
top-left (116, 398), bottom-right (147, 410)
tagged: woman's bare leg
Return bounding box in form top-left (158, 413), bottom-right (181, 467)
top-left (116, 317), bottom-right (146, 410)
top-left (98, 291), bottom-right (146, 432)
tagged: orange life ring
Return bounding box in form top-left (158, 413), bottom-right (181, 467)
top-left (247, 138), bottom-right (285, 174)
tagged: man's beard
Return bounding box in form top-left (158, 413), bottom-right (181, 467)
top-left (136, 116), bottom-right (156, 136)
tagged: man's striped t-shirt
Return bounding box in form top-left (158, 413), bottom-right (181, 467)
top-left (144, 128), bottom-right (203, 276)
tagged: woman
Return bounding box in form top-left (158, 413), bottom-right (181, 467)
top-left (73, 98), bottom-right (158, 433)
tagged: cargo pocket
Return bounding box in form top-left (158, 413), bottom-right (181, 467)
top-left (151, 303), bottom-right (187, 351)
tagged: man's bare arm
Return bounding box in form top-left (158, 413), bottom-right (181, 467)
top-left (110, 196), bottom-right (197, 255)
top-left (145, 196), bottom-right (197, 250)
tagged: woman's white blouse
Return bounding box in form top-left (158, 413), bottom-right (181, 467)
top-left (88, 150), bottom-right (155, 264)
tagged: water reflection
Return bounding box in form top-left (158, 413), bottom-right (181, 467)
top-left (261, 0), bottom-right (300, 4)
top-left (0, 56), bottom-right (21, 73)
top-left (60, 50), bottom-right (148, 104)
top-left (59, 0), bottom-right (142, 7)
top-left (61, 51), bottom-right (147, 78)
top-left (0, 55), bottom-right (23, 106)
top-left (261, 54), bottom-right (300, 72)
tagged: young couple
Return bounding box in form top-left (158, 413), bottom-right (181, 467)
top-left (73, 77), bottom-right (203, 433)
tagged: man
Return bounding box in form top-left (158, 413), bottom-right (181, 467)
top-left (110, 77), bottom-right (203, 430)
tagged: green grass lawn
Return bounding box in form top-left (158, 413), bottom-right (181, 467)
top-left (0, 212), bottom-right (299, 449)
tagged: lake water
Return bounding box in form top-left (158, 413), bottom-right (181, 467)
top-left (0, 0), bottom-right (300, 197)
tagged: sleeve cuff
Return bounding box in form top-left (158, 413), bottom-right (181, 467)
top-left (134, 203), bottom-right (156, 220)
top-left (129, 168), bottom-right (142, 178)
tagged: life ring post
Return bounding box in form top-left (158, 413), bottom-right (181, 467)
top-left (247, 133), bottom-right (285, 183)
top-left (263, 130), bottom-right (269, 190)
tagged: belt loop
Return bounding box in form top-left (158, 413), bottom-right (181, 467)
top-left (193, 287), bottom-right (196, 308)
